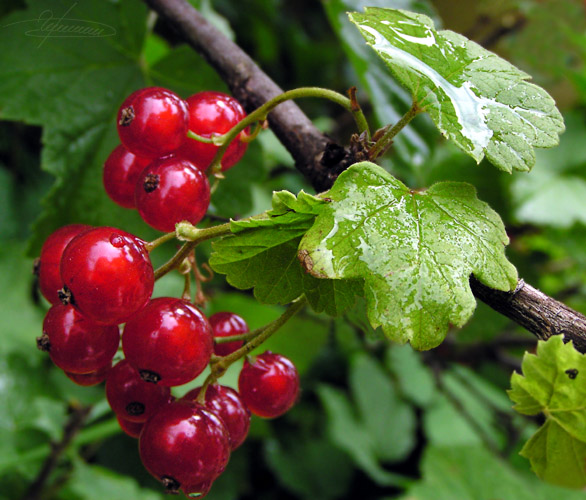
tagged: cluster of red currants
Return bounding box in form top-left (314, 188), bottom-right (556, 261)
top-left (34, 86), bottom-right (301, 497)
top-left (104, 86), bottom-right (249, 231)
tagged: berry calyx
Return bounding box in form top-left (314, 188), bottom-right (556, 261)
top-left (122, 298), bottom-right (213, 387)
top-left (117, 87), bottom-right (189, 158)
top-left (178, 91), bottom-right (249, 171)
top-left (139, 400), bottom-right (230, 492)
top-left (183, 385), bottom-right (250, 450)
top-left (210, 312), bottom-right (248, 357)
top-left (40, 305), bottom-right (120, 374)
top-left (238, 351), bottom-right (299, 418)
top-left (106, 360), bottom-right (172, 423)
top-left (37, 224), bottom-right (91, 305)
top-left (134, 157), bottom-right (210, 232)
top-left (103, 144), bottom-right (151, 208)
top-left (60, 227), bottom-right (154, 325)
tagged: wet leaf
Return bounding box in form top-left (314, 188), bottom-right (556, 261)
top-left (210, 191), bottom-right (361, 315)
top-left (299, 162), bottom-right (517, 350)
top-left (508, 335), bottom-right (586, 488)
top-left (349, 8), bottom-right (564, 173)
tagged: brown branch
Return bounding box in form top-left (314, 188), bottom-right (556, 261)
top-left (143, 0), bottom-right (355, 192)
top-left (23, 404), bottom-right (92, 500)
top-left (143, 0), bottom-right (586, 353)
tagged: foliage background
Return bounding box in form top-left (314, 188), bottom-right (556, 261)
top-left (0, 0), bottom-right (585, 498)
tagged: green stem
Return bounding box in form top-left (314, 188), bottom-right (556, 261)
top-left (369, 102), bottom-right (420, 159)
top-left (197, 296), bottom-right (307, 402)
top-left (144, 231), bottom-right (176, 252)
top-left (154, 222), bottom-right (232, 280)
top-left (207, 87), bottom-right (370, 175)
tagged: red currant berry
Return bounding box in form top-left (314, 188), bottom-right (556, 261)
top-left (60, 227), bottom-right (154, 325)
top-left (178, 91), bottom-right (248, 171)
top-left (135, 157), bottom-right (210, 232)
top-left (238, 351), bottom-right (299, 419)
top-left (117, 414), bottom-right (144, 439)
top-left (183, 385), bottom-right (250, 450)
top-left (39, 305), bottom-right (119, 374)
top-left (106, 360), bottom-right (172, 423)
top-left (139, 400), bottom-right (230, 493)
top-left (65, 364), bottom-right (111, 386)
top-left (103, 144), bottom-right (151, 209)
top-left (117, 87), bottom-right (188, 158)
top-left (37, 224), bottom-right (91, 305)
top-left (122, 298), bottom-right (213, 387)
top-left (210, 312), bottom-right (248, 357)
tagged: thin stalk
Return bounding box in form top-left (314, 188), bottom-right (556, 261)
top-left (207, 87), bottom-right (370, 175)
top-left (197, 296), bottom-right (307, 403)
top-left (154, 222), bottom-right (232, 280)
top-left (369, 102), bottom-right (420, 159)
top-left (144, 231), bottom-right (176, 252)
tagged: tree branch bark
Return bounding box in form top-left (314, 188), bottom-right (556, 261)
top-left (143, 0), bottom-right (586, 353)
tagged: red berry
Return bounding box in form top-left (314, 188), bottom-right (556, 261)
top-left (134, 157), bottom-right (210, 232)
top-left (238, 351), bottom-right (299, 419)
top-left (106, 360), bottom-right (172, 423)
top-left (65, 364), bottom-right (111, 386)
top-left (210, 312), bottom-right (248, 357)
top-left (37, 224), bottom-right (91, 305)
top-left (183, 385), bottom-right (250, 450)
top-left (139, 400), bottom-right (230, 493)
top-left (117, 87), bottom-right (188, 158)
top-left (103, 144), bottom-right (151, 208)
top-left (122, 298), bottom-right (213, 387)
top-left (178, 91), bottom-right (248, 171)
top-left (117, 414), bottom-right (144, 439)
top-left (39, 305), bottom-right (119, 374)
top-left (60, 227), bottom-right (154, 325)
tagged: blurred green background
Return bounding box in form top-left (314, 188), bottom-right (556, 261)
top-left (1, 0), bottom-right (586, 498)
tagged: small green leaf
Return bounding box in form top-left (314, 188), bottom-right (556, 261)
top-left (508, 335), bottom-right (586, 488)
top-left (210, 191), bottom-right (360, 314)
top-left (348, 8), bottom-right (565, 172)
top-left (299, 162), bottom-right (517, 350)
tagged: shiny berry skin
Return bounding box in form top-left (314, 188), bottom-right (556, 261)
top-left (139, 400), bottom-right (230, 493)
top-left (117, 87), bottom-right (188, 158)
top-left (117, 415), bottom-right (144, 439)
top-left (65, 364), bottom-right (111, 386)
top-left (238, 351), bottom-right (299, 419)
top-left (122, 298), bottom-right (213, 387)
top-left (178, 91), bottom-right (248, 171)
top-left (103, 144), bottom-right (151, 208)
top-left (60, 227), bottom-right (154, 325)
top-left (106, 360), bottom-right (172, 423)
top-left (135, 157), bottom-right (210, 232)
top-left (183, 385), bottom-right (250, 450)
top-left (37, 224), bottom-right (91, 305)
top-left (39, 305), bottom-right (120, 374)
top-left (210, 312), bottom-right (248, 357)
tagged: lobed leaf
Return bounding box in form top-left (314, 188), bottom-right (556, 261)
top-left (349, 8), bottom-right (565, 173)
top-left (299, 162), bottom-right (517, 350)
top-left (508, 335), bottom-right (586, 488)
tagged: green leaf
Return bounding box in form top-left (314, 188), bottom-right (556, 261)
top-left (511, 112), bottom-right (586, 228)
top-left (386, 344), bottom-right (435, 407)
top-left (508, 335), bottom-right (586, 488)
top-left (348, 8), bottom-right (565, 173)
top-left (210, 191), bottom-right (361, 315)
top-left (299, 162), bottom-right (518, 350)
top-left (398, 445), bottom-right (586, 500)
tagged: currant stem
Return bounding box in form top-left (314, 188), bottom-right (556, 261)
top-left (197, 295), bottom-right (307, 403)
top-left (144, 231), bottom-right (176, 252)
top-left (153, 222), bottom-right (232, 280)
top-left (207, 87), bottom-right (371, 175)
top-left (369, 101), bottom-right (420, 159)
